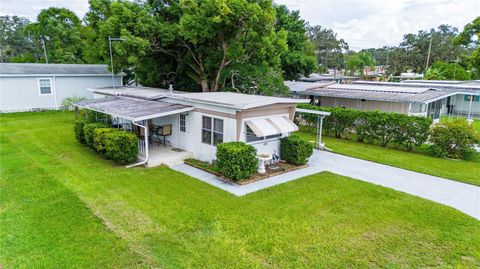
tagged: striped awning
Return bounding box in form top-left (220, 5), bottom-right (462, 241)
top-left (245, 116), bottom-right (298, 137)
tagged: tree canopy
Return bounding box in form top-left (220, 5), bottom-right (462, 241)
top-left (308, 25), bottom-right (348, 71)
top-left (24, 7), bottom-right (84, 63)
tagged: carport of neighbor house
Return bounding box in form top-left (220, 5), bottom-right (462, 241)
top-left (75, 96), bottom-right (194, 167)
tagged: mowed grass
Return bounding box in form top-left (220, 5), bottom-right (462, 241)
top-left (297, 131), bottom-right (480, 186)
top-left (1, 111), bottom-right (480, 268)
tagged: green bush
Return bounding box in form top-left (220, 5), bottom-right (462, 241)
top-left (216, 142), bottom-right (258, 181)
top-left (104, 130), bottom-right (139, 164)
top-left (83, 122), bottom-right (109, 149)
top-left (280, 135), bottom-right (313, 165)
top-left (93, 128), bottom-right (115, 153)
top-left (74, 120), bottom-right (87, 144)
top-left (296, 104), bottom-right (432, 150)
top-left (429, 119), bottom-right (479, 160)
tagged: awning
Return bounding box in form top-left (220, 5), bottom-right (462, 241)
top-left (245, 116), bottom-right (298, 137)
top-left (75, 96), bottom-right (194, 121)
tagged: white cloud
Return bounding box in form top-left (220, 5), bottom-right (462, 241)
top-left (1, 0), bottom-right (478, 50)
top-left (0, 0), bottom-right (89, 21)
top-left (276, 0), bottom-right (480, 50)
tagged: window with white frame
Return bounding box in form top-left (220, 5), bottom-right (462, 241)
top-left (202, 116), bottom-right (223, 145)
top-left (38, 78), bottom-right (52, 95)
top-left (245, 124), bottom-right (281, 143)
top-left (180, 114), bottom-right (186, 132)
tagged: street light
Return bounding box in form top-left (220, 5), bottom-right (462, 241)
top-left (108, 36), bottom-right (126, 91)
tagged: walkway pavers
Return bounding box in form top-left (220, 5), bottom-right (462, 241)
top-left (171, 150), bottom-right (480, 220)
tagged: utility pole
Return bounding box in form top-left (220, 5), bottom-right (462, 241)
top-left (424, 37), bottom-right (433, 72)
top-left (41, 38), bottom-right (48, 64)
top-left (108, 36), bottom-right (125, 91)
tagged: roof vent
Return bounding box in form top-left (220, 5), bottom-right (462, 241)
top-left (168, 84), bottom-right (173, 93)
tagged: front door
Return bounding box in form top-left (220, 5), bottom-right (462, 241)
top-left (177, 113), bottom-right (188, 150)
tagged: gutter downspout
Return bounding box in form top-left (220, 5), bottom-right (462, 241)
top-left (126, 120), bottom-right (149, 168)
top-left (53, 75), bottom-right (59, 109)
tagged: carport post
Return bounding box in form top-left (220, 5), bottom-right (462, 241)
top-left (316, 115), bottom-right (325, 150)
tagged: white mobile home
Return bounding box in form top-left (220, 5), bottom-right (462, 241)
top-left (77, 86), bottom-right (309, 166)
top-left (0, 63), bottom-right (122, 113)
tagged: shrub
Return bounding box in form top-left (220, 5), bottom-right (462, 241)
top-left (83, 122), bottom-right (109, 149)
top-left (93, 128), bottom-right (115, 153)
top-left (104, 130), bottom-right (139, 164)
top-left (216, 142), bottom-right (258, 181)
top-left (296, 104), bottom-right (433, 151)
top-left (74, 120), bottom-right (86, 144)
top-left (280, 135), bottom-right (313, 165)
top-left (429, 119), bottom-right (479, 160)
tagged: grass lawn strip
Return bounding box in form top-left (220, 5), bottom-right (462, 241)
top-left (296, 131), bottom-right (480, 186)
top-left (1, 111), bottom-right (480, 268)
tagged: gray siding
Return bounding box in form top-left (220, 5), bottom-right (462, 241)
top-left (0, 75), bottom-right (122, 112)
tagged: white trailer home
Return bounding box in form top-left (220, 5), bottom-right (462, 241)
top-left (0, 63), bottom-right (122, 113)
top-left (77, 86), bottom-right (309, 167)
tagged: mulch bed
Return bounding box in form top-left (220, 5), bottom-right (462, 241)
top-left (184, 159), bottom-right (308, 185)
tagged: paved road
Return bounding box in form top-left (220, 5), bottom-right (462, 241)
top-left (172, 150), bottom-right (480, 220)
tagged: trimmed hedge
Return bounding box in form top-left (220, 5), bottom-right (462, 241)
top-left (104, 130), bottom-right (139, 164)
top-left (429, 119), bottom-right (479, 160)
top-left (280, 135), bottom-right (313, 165)
top-left (93, 128), bottom-right (115, 153)
top-left (216, 142), bottom-right (258, 181)
top-left (296, 104), bottom-right (432, 150)
top-left (83, 122), bottom-right (109, 149)
top-left (74, 120), bottom-right (87, 144)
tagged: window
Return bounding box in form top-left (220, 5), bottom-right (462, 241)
top-left (180, 114), bottom-right (186, 132)
top-left (464, 95), bottom-right (480, 102)
top-left (38, 78), bottom-right (52, 95)
top-left (245, 125), bottom-right (281, 143)
top-left (202, 116), bottom-right (224, 145)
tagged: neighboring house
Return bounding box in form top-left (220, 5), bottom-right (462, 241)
top-left (0, 63), bottom-right (123, 113)
top-left (299, 72), bottom-right (359, 83)
top-left (289, 81), bottom-right (480, 120)
top-left (77, 86), bottom-right (309, 166)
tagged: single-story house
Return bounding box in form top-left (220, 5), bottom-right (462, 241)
top-left (289, 81), bottom-right (480, 120)
top-left (0, 63), bottom-right (123, 113)
top-left (76, 86), bottom-right (309, 166)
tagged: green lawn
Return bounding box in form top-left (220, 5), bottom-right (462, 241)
top-left (1, 111), bottom-right (480, 268)
top-left (441, 116), bottom-right (480, 132)
top-left (296, 131), bottom-right (480, 186)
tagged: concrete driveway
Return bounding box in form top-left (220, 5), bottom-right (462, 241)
top-left (172, 150), bottom-right (480, 220)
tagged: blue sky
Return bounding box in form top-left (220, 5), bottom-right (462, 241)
top-left (1, 0), bottom-right (479, 50)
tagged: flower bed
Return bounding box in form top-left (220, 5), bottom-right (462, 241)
top-left (184, 158), bottom-right (307, 185)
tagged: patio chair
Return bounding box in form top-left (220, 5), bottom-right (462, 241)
top-left (158, 124), bottom-right (172, 147)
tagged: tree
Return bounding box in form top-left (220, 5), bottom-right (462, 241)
top-left (307, 25), bottom-right (349, 71)
top-left (274, 5), bottom-right (316, 80)
top-left (424, 61), bottom-right (470, 80)
top-left (0, 16), bottom-right (38, 62)
top-left (399, 25), bottom-right (464, 73)
top-left (84, 0), bottom-right (291, 94)
top-left (454, 16), bottom-right (480, 79)
top-left (345, 51), bottom-right (375, 76)
top-left (25, 7), bottom-right (84, 63)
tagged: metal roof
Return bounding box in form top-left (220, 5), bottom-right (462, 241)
top-left (90, 86), bottom-right (310, 110)
top-left (284, 81), bottom-right (334, 92)
top-left (89, 86), bottom-right (174, 100)
top-left (298, 84), bottom-right (480, 103)
top-left (75, 96), bottom-right (193, 121)
top-left (0, 63), bottom-right (120, 76)
top-left (168, 91), bottom-right (309, 109)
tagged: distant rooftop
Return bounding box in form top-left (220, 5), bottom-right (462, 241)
top-left (0, 63), bottom-right (120, 76)
top-left (299, 73), bottom-right (359, 82)
top-left (284, 81), bottom-right (334, 92)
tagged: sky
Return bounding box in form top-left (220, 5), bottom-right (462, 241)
top-left (1, 0), bottom-right (479, 50)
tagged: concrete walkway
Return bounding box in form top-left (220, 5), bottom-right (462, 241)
top-left (171, 150), bottom-right (480, 220)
